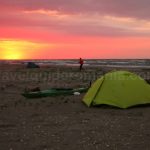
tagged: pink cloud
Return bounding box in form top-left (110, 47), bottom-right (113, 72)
top-left (0, 0), bottom-right (150, 19)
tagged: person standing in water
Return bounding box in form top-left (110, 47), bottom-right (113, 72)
top-left (79, 58), bottom-right (84, 71)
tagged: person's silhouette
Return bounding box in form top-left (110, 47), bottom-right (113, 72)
top-left (79, 58), bottom-right (84, 71)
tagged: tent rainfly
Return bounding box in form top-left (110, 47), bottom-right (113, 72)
top-left (83, 71), bottom-right (150, 108)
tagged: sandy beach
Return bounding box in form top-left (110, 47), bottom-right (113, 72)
top-left (0, 63), bottom-right (150, 150)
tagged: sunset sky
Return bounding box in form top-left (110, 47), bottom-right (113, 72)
top-left (0, 0), bottom-right (150, 59)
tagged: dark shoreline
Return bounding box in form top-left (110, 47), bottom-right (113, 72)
top-left (0, 64), bottom-right (150, 149)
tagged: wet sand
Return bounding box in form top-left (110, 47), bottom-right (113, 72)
top-left (0, 64), bottom-right (150, 150)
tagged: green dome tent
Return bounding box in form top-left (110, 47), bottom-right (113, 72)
top-left (83, 71), bottom-right (150, 108)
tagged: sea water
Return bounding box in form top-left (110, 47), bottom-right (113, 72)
top-left (0, 59), bottom-right (150, 68)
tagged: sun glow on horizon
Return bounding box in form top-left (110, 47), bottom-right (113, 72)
top-left (0, 39), bottom-right (51, 60)
top-left (0, 40), bottom-right (24, 60)
top-left (3, 50), bottom-right (22, 60)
